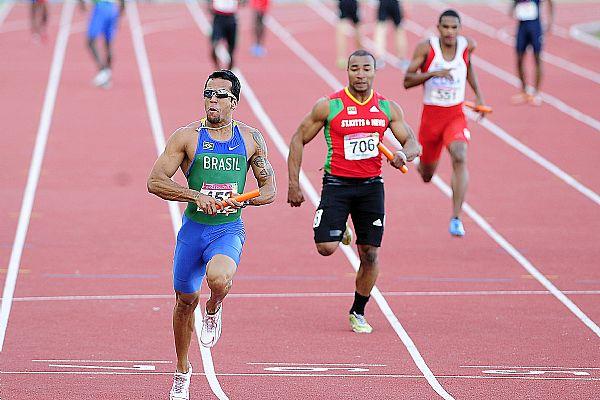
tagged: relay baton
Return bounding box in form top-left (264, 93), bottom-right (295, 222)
top-left (464, 101), bottom-right (492, 114)
top-left (378, 143), bottom-right (408, 174)
top-left (216, 189), bottom-right (260, 210)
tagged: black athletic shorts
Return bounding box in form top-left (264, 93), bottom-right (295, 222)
top-left (211, 14), bottom-right (237, 50)
top-left (377, 0), bottom-right (403, 26)
top-left (313, 174), bottom-right (385, 247)
top-left (339, 0), bottom-right (360, 24)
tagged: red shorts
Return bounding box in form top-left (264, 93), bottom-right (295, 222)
top-left (250, 0), bottom-right (270, 13)
top-left (418, 104), bottom-right (470, 164)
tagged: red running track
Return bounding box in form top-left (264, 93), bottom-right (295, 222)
top-left (0, 1), bottom-right (598, 399)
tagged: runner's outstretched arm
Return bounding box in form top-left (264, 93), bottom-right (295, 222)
top-left (287, 97), bottom-right (329, 207)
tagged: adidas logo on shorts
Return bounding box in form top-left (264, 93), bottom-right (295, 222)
top-left (372, 219), bottom-right (383, 227)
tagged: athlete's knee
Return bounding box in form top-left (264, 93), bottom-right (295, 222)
top-left (449, 143), bottom-right (468, 165)
top-left (206, 271), bottom-right (233, 292)
top-left (357, 245), bottom-right (378, 266)
top-left (316, 242), bottom-right (337, 257)
top-left (174, 293), bottom-right (199, 316)
top-left (418, 164), bottom-right (434, 182)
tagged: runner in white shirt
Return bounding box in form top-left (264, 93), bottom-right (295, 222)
top-left (404, 9), bottom-right (486, 237)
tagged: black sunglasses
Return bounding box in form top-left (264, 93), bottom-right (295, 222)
top-left (204, 89), bottom-right (235, 100)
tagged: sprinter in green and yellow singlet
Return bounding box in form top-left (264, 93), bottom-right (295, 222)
top-left (147, 70), bottom-right (276, 400)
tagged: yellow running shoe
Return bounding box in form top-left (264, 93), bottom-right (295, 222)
top-left (341, 225), bottom-right (353, 246)
top-left (349, 312), bottom-right (373, 333)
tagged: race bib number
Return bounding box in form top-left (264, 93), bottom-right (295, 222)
top-left (213, 0), bottom-right (238, 13)
top-left (199, 182), bottom-right (238, 214)
top-left (432, 87), bottom-right (458, 102)
top-left (515, 1), bottom-right (538, 21)
top-left (343, 133), bottom-right (379, 161)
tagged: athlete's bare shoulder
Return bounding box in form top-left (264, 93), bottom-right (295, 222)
top-left (311, 96), bottom-right (330, 120)
top-left (234, 120), bottom-right (260, 139)
top-left (235, 121), bottom-right (268, 158)
top-left (416, 39), bottom-right (432, 52)
top-left (166, 120), bottom-right (201, 155)
top-left (464, 36), bottom-right (477, 52)
top-left (388, 100), bottom-right (405, 120)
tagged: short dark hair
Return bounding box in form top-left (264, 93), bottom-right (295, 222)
top-left (347, 49), bottom-right (376, 69)
top-left (205, 69), bottom-right (241, 101)
top-left (438, 9), bottom-right (461, 24)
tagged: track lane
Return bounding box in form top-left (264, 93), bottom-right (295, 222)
top-left (0, 5), bottom-right (209, 399)
top-left (0, 1), bottom-right (64, 294)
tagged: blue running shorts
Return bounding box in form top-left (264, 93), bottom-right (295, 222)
top-left (173, 215), bottom-right (245, 294)
top-left (516, 20), bottom-right (543, 54)
top-left (87, 2), bottom-right (120, 42)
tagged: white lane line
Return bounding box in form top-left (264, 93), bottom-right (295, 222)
top-left (6, 290), bottom-right (600, 302)
top-left (126, 3), bottom-right (228, 399)
top-left (428, 0), bottom-right (600, 84)
top-left (461, 365), bottom-right (600, 370)
top-left (0, 0), bottom-right (74, 353)
top-left (0, 371), bottom-right (598, 381)
top-left (0, 1), bottom-right (14, 28)
top-left (272, 3), bottom-right (600, 339)
top-left (183, 5), bottom-right (454, 399)
top-left (570, 21), bottom-right (600, 50)
top-left (310, 0), bottom-right (600, 206)
top-left (33, 359), bottom-right (171, 363)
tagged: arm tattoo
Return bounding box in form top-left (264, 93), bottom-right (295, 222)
top-left (251, 130), bottom-right (267, 156)
top-left (254, 156), bottom-right (274, 181)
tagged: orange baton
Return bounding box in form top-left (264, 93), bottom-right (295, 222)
top-left (378, 143), bottom-right (408, 174)
top-left (464, 101), bottom-right (493, 114)
top-left (215, 189), bottom-right (260, 210)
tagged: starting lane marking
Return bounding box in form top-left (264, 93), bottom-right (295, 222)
top-left (248, 362), bottom-right (386, 366)
top-left (48, 364), bottom-right (156, 371)
top-left (32, 359), bottom-right (172, 364)
top-left (31, 359), bottom-right (170, 372)
top-left (482, 369), bottom-right (590, 377)
top-left (249, 362), bottom-right (388, 374)
top-left (460, 365), bottom-right (599, 378)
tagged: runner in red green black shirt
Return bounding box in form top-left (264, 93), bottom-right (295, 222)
top-left (287, 50), bottom-right (421, 334)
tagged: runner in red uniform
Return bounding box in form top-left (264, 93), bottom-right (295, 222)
top-left (288, 50), bottom-right (421, 333)
top-left (250, 0), bottom-right (270, 57)
top-left (30, 0), bottom-right (49, 44)
top-left (404, 9), bottom-right (486, 237)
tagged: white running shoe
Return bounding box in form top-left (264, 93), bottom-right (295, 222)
top-left (349, 312), bottom-right (373, 333)
top-left (169, 363), bottom-right (192, 400)
top-left (93, 68), bottom-right (111, 87)
top-left (200, 305), bottom-right (223, 348)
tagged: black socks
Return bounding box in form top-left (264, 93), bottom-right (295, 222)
top-left (349, 291), bottom-right (370, 316)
